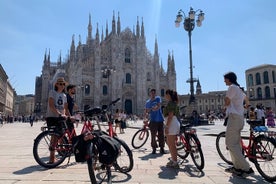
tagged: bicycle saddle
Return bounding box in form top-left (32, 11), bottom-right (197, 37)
top-left (84, 107), bottom-right (102, 117)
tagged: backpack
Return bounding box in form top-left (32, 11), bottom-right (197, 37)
top-left (72, 134), bottom-right (89, 162)
top-left (95, 134), bottom-right (120, 165)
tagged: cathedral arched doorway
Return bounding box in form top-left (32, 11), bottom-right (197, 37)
top-left (124, 99), bottom-right (132, 114)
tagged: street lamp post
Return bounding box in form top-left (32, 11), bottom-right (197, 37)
top-left (175, 7), bottom-right (205, 104)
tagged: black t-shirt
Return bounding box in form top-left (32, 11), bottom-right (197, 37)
top-left (66, 93), bottom-right (74, 115)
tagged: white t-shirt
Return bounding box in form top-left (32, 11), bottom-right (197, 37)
top-left (255, 108), bottom-right (265, 120)
top-left (226, 84), bottom-right (245, 117)
top-left (46, 90), bottom-right (67, 117)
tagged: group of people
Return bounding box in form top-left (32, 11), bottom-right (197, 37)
top-left (145, 71), bottom-right (269, 179)
top-left (47, 72), bottom-right (272, 179)
top-left (114, 109), bottom-right (127, 134)
top-left (248, 104), bottom-right (275, 128)
top-left (145, 88), bottom-right (181, 168)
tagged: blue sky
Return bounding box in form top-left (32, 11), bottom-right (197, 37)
top-left (0, 0), bottom-right (275, 95)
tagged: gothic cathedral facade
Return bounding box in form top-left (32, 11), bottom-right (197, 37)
top-left (36, 13), bottom-right (176, 116)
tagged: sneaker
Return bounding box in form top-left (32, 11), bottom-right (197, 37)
top-left (166, 160), bottom-right (179, 169)
top-left (225, 167), bottom-right (240, 174)
top-left (152, 148), bottom-right (156, 154)
top-left (236, 168), bottom-right (254, 178)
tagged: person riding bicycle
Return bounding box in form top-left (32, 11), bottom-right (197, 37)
top-left (145, 88), bottom-right (166, 154)
top-left (223, 72), bottom-right (254, 177)
top-left (46, 77), bottom-right (70, 163)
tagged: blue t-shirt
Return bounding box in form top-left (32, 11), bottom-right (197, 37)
top-left (145, 96), bottom-right (164, 122)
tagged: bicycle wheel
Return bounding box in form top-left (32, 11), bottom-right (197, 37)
top-left (252, 135), bottom-right (276, 182)
top-left (113, 137), bottom-right (134, 173)
top-left (33, 131), bottom-right (68, 168)
top-left (131, 128), bottom-right (149, 149)
top-left (176, 134), bottom-right (189, 159)
top-left (216, 131), bottom-right (233, 165)
top-left (189, 134), bottom-right (205, 170)
top-left (87, 142), bottom-right (112, 184)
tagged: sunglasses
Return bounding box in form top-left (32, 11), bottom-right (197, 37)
top-left (57, 83), bottom-right (66, 86)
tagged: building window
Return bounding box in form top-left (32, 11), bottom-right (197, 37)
top-left (103, 85), bottom-right (108, 95)
top-left (147, 72), bottom-right (151, 81)
top-left (273, 71), bottom-right (276, 83)
top-left (248, 74), bottom-right (253, 86)
top-left (265, 86), bottom-right (270, 98)
top-left (125, 48), bottom-right (131, 63)
top-left (84, 84), bottom-right (90, 95)
top-left (161, 89), bottom-right (165, 97)
top-left (263, 71), bottom-right (269, 84)
top-left (257, 87), bottom-right (262, 99)
top-left (126, 73), bottom-right (131, 84)
top-left (256, 73), bottom-right (261, 85)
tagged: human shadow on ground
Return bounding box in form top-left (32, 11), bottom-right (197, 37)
top-left (218, 162), bottom-right (270, 184)
top-left (158, 159), bottom-right (204, 180)
top-left (13, 161), bottom-right (79, 175)
top-left (107, 170), bottom-right (132, 183)
top-left (13, 165), bottom-right (46, 175)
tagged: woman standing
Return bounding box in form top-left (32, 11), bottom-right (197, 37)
top-left (223, 72), bottom-right (254, 178)
top-left (163, 89), bottom-right (180, 169)
top-left (46, 77), bottom-right (70, 163)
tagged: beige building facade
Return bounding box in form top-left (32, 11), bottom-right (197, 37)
top-left (246, 64), bottom-right (276, 110)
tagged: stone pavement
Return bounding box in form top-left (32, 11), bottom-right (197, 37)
top-left (0, 120), bottom-right (273, 184)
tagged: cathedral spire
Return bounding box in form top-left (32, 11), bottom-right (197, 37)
top-left (141, 17), bottom-right (145, 39)
top-left (70, 34), bottom-right (75, 62)
top-left (117, 12), bottom-right (121, 35)
top-left (172, 51), bottom-right (175, 71)
top-left (58, 50), bottom-right (62, 65)
top-left (96, 23), bottom-right (99, 44)
top-left (87, 13), bottom-right (92, 41)
top-left (106, 20), bottom-right (109, 37)
top-left (154, 36), bottom-right (158, 56)
top-left (112, 11), bottom-right (116, 34)
top-left (44, 48), bottom-right (47, 64)
top-left (48, 49), bottom-right (51, 62)
top-left (78, 35), bottom-right (82, 46)
top-left (101, 26), bottom-right (104, 41)
top-left (136, 16), bottom-right (140, 38)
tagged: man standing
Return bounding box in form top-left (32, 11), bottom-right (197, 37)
top-left (145, 89), bottom-right (165, 154)
top-left (66, 84), bottom-right (78, 116)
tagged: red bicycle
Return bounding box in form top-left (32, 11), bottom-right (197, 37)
top-left (176, 123), bottom-right (205, 171)
top-left (216, 120), bottom-right (276, 182)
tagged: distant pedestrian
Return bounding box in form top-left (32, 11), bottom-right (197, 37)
top-left (255, 104), bottom-right (265, 126)
top-left (248, 106), bottom-right (256, 120)
top-left (29, 115), bottom-right (34, 127)
top-left (266, 107), bottom-right (275, 128)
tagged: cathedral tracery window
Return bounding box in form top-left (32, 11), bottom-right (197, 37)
top-left (84, 84), bottom-right (90, 95)
top-left (147, 72), bottom-right (151, 81)
top-left (126, 73), bottom-right (131, 84)
top-left (125, 48), bottom-right (131, 63)
top-left (103, 85), bottom-right (108, 95)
